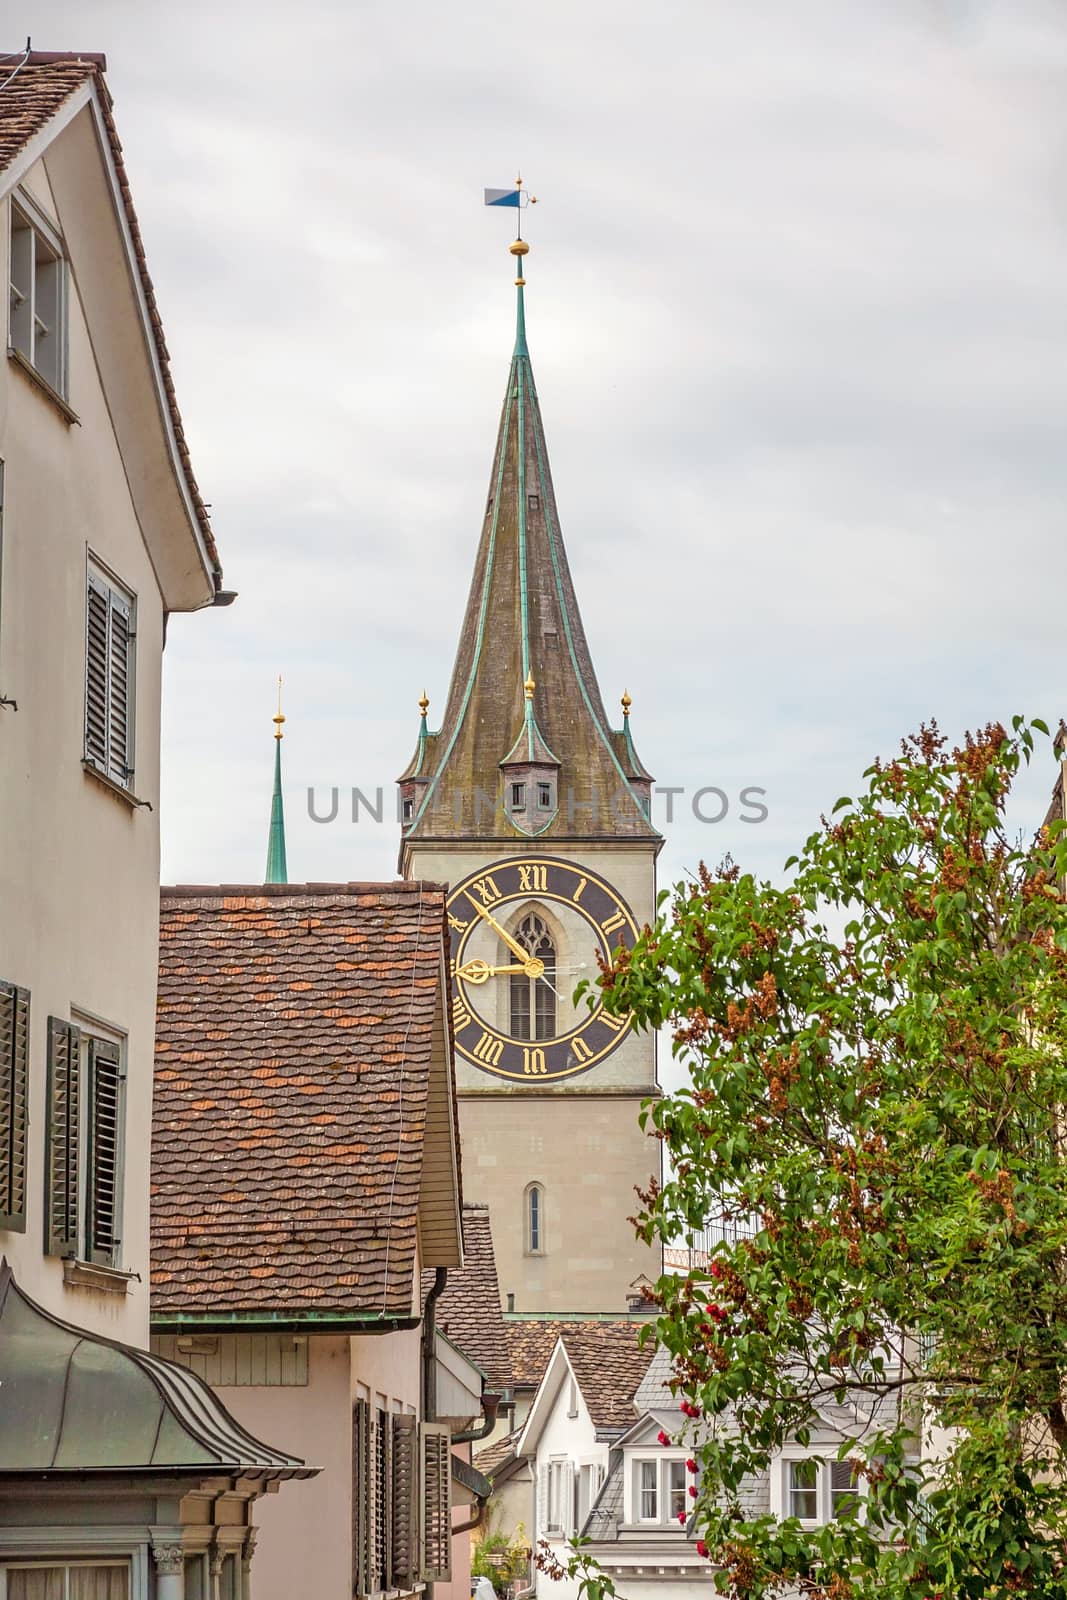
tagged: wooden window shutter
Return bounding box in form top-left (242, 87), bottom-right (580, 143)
top-left (85, 573), bottom-right (109, 770)
top-left (85, 570), bottom-right (134, 785)
top-left (390, 1414), bottom-right (419, 1590)
top-left (0, 981), bottom-right (29, 1232)
top-left (44, 1017), bottom-right (80, 1257)
top-left (352, 1399), bottom-right (372, 1597)
top-left (106, 588), bottom-right (133, 785)
top-left (86, 1037), bottom-right (124, 1266)
top-left (419, 1422), bottom-right (452, 1583)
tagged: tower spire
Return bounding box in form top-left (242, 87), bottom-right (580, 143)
top-left (265, 676), bottom-right (288, 885)
top-left (398, 233), bottom-right (658, 861)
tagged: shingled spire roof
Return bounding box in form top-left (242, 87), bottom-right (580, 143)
top-left (399, 243), bottom-right (659, 858)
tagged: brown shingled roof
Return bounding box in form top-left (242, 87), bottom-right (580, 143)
top-left (152, 883), bottom-right (454, 1322)
top-left (559, 1323), bottom-right (654, 1430)
top-left (508, 1318), bottom-right (654, 1428)
top-left (0, 51), bottom-right (220, 583)
top-left (506, 1316), bottom-right (646, 1388)
top-left (423, 1203), bottom-right (512, 1394)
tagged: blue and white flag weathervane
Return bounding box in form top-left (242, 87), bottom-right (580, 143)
top-left (484, 174), bottom-right (537, 212)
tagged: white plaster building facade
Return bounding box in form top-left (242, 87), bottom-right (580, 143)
top-left (0, 50), bottom-right (310, 1598)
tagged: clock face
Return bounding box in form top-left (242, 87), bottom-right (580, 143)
top-left (446, 857), bottom-right (638, 1082)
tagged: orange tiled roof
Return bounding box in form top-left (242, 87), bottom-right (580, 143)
top-left (424, 1203), bottom-right (512, 1393)
top-left (0, 51), bottom-right (221, 583)
top-left (152, 883), bottom-right (450, 1321)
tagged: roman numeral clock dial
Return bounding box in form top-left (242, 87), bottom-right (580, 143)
top-left (446, 858), bottom-right (638, 1082)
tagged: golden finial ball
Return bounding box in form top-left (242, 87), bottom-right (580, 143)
top-left (510, 239), bottom-right (530, 257)
top-left (621, 690), bottom-right (632, 717)
top-left (418, 690), bottom-right (430, 717)
top-left (524, 673), bottom-right (536, 699)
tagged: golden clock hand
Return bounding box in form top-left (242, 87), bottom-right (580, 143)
top-left (456, 958), bottom-right (546, 984)
top-left (465, 895), bottom-right (530, 963)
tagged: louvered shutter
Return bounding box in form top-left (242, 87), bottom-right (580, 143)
top-left (418, 1422), bottom-right (452, 1583)
top-left (84, 570), bottom-right (134, 786)
top-left (353, 1399), bottom-right (372, 1597)
top-left (106, 589), bottom-right (132, 784)
top-left (0, 982), bottom-right (29, 1232)
top-left (537, 1462), bottom-right (548, 1538)
top-left (391, 1414), bottom-right (419, 1589)
top-left (85, 574), bottom-right (109, 770)
top-left (86, 1037), bottom-right (124, 1266)
top-left (563, 1461), bottom-right (576, 1535)
top-left (44, 1017), bottom-right (80, 1257)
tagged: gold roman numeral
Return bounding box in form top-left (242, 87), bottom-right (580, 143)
top-left (522, 1047), bottom-right (547, 1075)
top-left (472, 1031), bottom-right (504, 1066)
top-left (571, 1036), bottom-right (593, 1063)
top-left (572, 876), bottom-right (587, 903)
top-left (601, 909), bottom-right (626, 937)
top-left (599, 1009), bottom-right (627, 1033)
top-left (518, 863), bottom-right (548, 893)
top-left (472, 876), bottom-right (502, 906)
top-left (448, 913), bottom-right (470, 933)
top-left (452, 996), bottom-right (473, 1033)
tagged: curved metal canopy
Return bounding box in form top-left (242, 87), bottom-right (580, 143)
top-left (0, 1260), bottom-right (315, 1478)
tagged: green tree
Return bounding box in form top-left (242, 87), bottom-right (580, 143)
top-left (598, 719), bottom-right (1067, 1599)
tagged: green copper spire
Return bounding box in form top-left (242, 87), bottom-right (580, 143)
top-left (265, 677), bottom-right (288, 884)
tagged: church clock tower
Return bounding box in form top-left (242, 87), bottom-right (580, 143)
top-left (398, 236), bottom-right (662, 1314)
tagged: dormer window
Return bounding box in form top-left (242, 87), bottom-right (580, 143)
top-left (511, 782), bottom-right (527, 811)
top-left (537, 780), bottom-right (553, 809)
top-left (402, 797), bottom-right (414, 823)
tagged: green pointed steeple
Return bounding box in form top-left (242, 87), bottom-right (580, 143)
top-left (265, 677), bottom-right (288, 884)
top-left (398, 232), bottom-right (659, 859)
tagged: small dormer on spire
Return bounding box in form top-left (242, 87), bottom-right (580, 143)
top-left (397, 690), bottom-right (435, 829)
top-left (500, 673), bottom-right (561, 835)
top-left (265, 676), bottom-right (288, 884)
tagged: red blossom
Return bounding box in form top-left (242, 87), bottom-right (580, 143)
top-left (686, 1458), bottom-right (697, 1473)
top-left (688, 1485), bottom-right (698, 1498)
top-left (696, 1540), bottom-right (709, 1559)
top-left (677, 1512), bottom-right (687, 1525)
top-left (710, 1261), bottom-right (723, 1279)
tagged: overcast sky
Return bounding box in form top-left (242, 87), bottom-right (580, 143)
top-left (30, 0), bottom-right (1067, 895)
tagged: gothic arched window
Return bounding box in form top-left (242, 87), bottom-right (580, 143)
top-left (509, 913), bottom-right (556, 1041)
top-left (526, 1182), bottom-right (545, 1255)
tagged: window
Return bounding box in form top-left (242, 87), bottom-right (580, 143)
top-left (510, 782), bottom-right (526, 811)
top-left (779, 1457), bottom-right (865, 1525)
top-left (526, 1182), bottom-right (544, 1255)
top-left (830, 1459), bottom-right (861, 1519)
top-left (0, 979), bottom-right (29, 1233)
top-left (85, 565), bottom-right (135, 789)
top-left (576, 1463), bottom-right (598, 1528)
top-left (4, 1564), bottom-right (130, 1598)
top-left (402, 797), bottom-right (414, 822)
top-left (637, 1459), bottom-right (658, 1520)
top-left (9, 193), bottom-right (68, 396)
top-left (631, 1457), bottom-right (691, 1526)
top-left (44, 1018), bottom-right (127, 1266)
top-left (537, 780), bottom-right (553, 809)
top-left (667, 1458), bottom-right (688, 1521)
top-left (509, 913), bottom-right (556, 1040)
top-left (544, 1458), bottom-right (571, 1536)
top-left (788, 1459), bottom-right (819, 1520)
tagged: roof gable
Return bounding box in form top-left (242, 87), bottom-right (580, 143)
top-left (518, 1322), bottom-right (654, 1452)
top-left (151, 883), bottom-right (461, 1327)
top-left (0, 52), bottom-right (220, 606)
